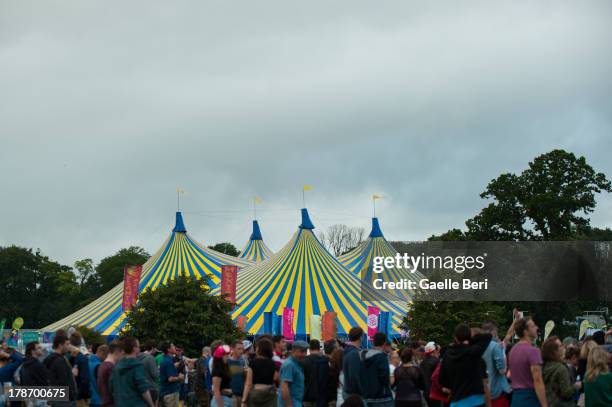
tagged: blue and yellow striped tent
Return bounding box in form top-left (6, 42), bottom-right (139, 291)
top-left (338, 217), bottom-right (422, 303)
top-left (227, 209), bottom-right (409, 335)
top-left (42, 212), bottom-right (252, 335)
top-left (239, 220), bottom-right (273, 262)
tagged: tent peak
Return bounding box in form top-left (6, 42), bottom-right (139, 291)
top-left (173, 212), bottom-right (187, 233)
top-left (369, 217), bottom-right (384, 238)
top-left (299, 208), bottom-right (315, 229)
top-left (250, 220), bottom-right (263, 240)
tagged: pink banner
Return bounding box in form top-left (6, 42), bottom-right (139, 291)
top-left (122, 265), bottom-right (142, 311)
top-left (221, 265), bottom-right (238, 305)
top-left (367, 306), bottom-right (380, 339)
top-left (282, 307), bottom-right (295, 341)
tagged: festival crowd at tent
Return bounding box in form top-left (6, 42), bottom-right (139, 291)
top-left (2, 317), bottom-right (612, 407)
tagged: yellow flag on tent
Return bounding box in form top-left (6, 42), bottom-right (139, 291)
top-left (177, 188), bottom-right (185, 194)
top-left (310, 315), bottom-right (322, 340)
top-left (579, 320), bottom-right (591, 339)
top-left (372, 194), bottom-right (382, 200)
top-left (544, 320), bottom-right (555, 340)
top-left (303, 185), bottom-right (313, 191)
top-left (254, 196), bottom-right (262, 205)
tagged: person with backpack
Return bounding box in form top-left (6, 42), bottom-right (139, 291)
top-left (194, 346), bottom-right (212, 407)
top-left (303, 340), bottom-right (330, 407)
top-left (137, 342), bottom-right (160, 405)
top-left (68, 332), bottom-right (91, 407)
top-left (44, 335), bottom-right (78, 407)
top-left (343, 327), bottom-right (365, 400)
top-left (20, 341), bottom-right (49, 407)
top-left (362, 332), bottom-right (393, 407)
top-left (88, 344), bottom-right (109, 407)
top-left (419, 342), bottom-right (440, 407)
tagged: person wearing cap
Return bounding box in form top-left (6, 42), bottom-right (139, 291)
top-left (159, 342), bottom-right (183, 407)
top-left (420, 341), bottom-right (440, 407)
top-left (243, 340), bottom-right (255, 365)
top-left (278, 340), bottom-right (308, 407)
top-left (212, 344), bottom-right (233, 407)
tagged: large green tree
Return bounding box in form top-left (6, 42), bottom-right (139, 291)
top-left (0, 246), bottom-right (81, 328)
top-left (208, 243), bottom-right (240, 257)
top-left (123, 276), bottom-right (240, 356)
top-left (414, 150), bottom-right (612, 342)
top-left (96, 246), bottom-right (150, 291)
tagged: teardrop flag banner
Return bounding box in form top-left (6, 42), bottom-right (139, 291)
top-left (579, 319), bottom-right (591, 339)
top-left (544, 320), bottom-right (555, 340)
top-left (12, 317), bottom-right (24, 331)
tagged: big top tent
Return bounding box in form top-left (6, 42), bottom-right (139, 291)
top-left (224, 208), bottom-right (410, 336)
top-left (42, 212), bottom-right (252, 335)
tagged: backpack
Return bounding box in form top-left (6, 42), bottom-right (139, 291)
top-left (428, 362), bottom-right (450, 402)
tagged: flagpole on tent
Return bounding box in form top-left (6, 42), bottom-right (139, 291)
top-left (302, 188), bottom-right (305, 208)
top-left (177, 189), bottom-right (180, 211)
top-left (373, 197), bottom-right (376, 218)
top-left (253, 197), bottom-right (257, 220)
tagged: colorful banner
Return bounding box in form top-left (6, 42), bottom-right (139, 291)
top-left (310, 315), bottom-right (322, 340)
top-left (321, 311), bottom-right (337, 341)
top-left (273, 314), bottom-right (282, 336)
top-left (0, 319), bottom-right (5, 331)
top-left (282, 307), bottom-right (295, 341)
top-left (22, 331), bottom-right (40, 345)
top-left (221, 265), bottom-right (238, 305)
top-left (544, 320), bottom-right (555, 341)
top-left (377, 312), bottom-right (390, 336)
top-left (263, 312), bottom-right (273, 334)
top-left (236, 315), bottom-right (248, 331)
top-left (122, 265), bottom-right (142, 311)
top-left (367, 306), bottom-right (380, 339)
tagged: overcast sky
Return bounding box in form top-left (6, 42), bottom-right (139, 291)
top-left (1, 0), bottom-right (611, 266)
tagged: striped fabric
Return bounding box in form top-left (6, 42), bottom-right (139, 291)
top-left (339, 217), bottom-right (423, 303)
top-left (220, 209), bottom-right (409, 335)
top-left (239, 220), bottom-right (273, 262)
top-left (42, 212), bottom-right (252, 335)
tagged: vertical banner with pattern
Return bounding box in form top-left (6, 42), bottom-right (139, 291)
top-left (263, 312), bottom-right (273, 334)
top-left (282, 307), bottom-right (295, 341)
top-left (321, 311), bottom-right (337, 341)
top-left (122, 265), bottom-right (142, 311)
top-left (221, 265), bottom-right (238, 305)
top-left (367, 306), bottom-right (380, 340)
top-left (310, 315), bottom-right (322, 340)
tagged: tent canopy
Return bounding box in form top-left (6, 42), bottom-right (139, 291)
top-left (239, 220), bottom-right (273, 262)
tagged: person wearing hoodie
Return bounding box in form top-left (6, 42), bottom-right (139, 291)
top-left (88, 344), bottom-right (109, 407)
top-left (362, 332), bottom-right (393, 407)
top-left (438, 324), bottom-right (492, 407)
top-left (343, 327), bottom-right (365, 400)
top-left (44, 334), bottom-right (78, 407)
top-left (98, 341), bottom-right (123, 407)
top-left (137, 342), bottom-right (160, 405)
top-left (20, 341), bottom-right (49, 407)
top-left (110, 336), bottom-right (154, 407)
top-left (541, 337), bottom-right (577, 407)
top-left (68, 332), bottom-right (90, 407)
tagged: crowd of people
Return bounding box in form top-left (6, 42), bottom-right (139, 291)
top-left (1, 317), bottom-right (612, 407)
